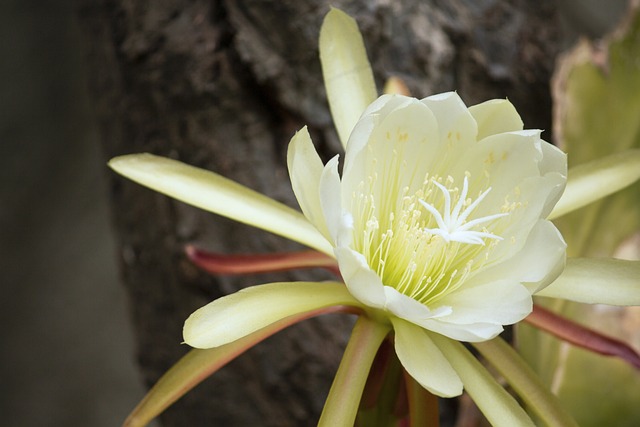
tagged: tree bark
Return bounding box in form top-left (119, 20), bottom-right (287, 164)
top-left (76, 0), bottom-right (560, 425)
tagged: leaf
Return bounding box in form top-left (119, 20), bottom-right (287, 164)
top-left (552, 6), bottom-right (640, 257)
top-left (549, 149), bottom-right (640, 220)
top-left (519, 6), bottom-right (640, 426)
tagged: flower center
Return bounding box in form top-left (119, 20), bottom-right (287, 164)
top-left (351, 173), bottom-right (511, 306)
top-left (419, 176), bottom-right (508, 245)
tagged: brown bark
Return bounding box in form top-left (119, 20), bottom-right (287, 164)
top-left (76, 0), bottom-right (560, 425)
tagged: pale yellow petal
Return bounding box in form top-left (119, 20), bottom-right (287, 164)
top-left (334, 246), bottom-right (386, 309)
top-left (183, 281), bottom-right (362, 348)
top-left (415, 317), bottom-right (503, 342)
top-left (319, 154), bottom-right (343, 245)
top-left (454, 130), bottom-right (565, 220)
top-left (391, 317), bottom-right (462, 397)
top-left (341, 94), bottom-right (415, 191)
top-left (341, 97), bottom-right (440, 225)
top-left (287, 127), bottom-right (333, 243)
top-left (109, 153), bottom-right (333, 255)
top-left (536, 141), bottom-right (568, 217)
top-left (452, 132), bottom-right (566, 265)
top-left (536, 258), bottom-right (640, 305)
top-left (421, 92), bottom-right (478, 148)
top-left (469, 98), bottom-right (524, 140)
top-left (472, 220), bottom-right (566, 294)
top-left (549, 149), bottom-right (640, 219)
top-left (320, 8), bottom-right (377, 148)
top-left (437, 279), bottom-right (532, 326)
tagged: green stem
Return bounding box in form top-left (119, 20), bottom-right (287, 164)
top-left (319, 316), bottom-right (391, 427)
top-left (430, 334), bottom-right (535, 427)
top-left (473, 337), bottom-right (579, 427)
top-left (404, 370), bottom-right (439, 427)
top-left (123, 305), bottom-right (354, 427)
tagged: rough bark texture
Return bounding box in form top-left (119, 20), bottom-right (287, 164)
top-left (76, 0), bottom-right (560, 425)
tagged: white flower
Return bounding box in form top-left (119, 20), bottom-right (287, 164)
top-left (289, 92), bottom-right (568, 342)
top-left (107, 8), bottom-right (640, 422)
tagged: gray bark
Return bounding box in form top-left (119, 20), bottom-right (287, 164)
top-left (76, 0), bottom-right (560, 425)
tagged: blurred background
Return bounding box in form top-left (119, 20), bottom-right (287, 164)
top-left (0, 1), bottom-right (147, 426)
top-left (0, 1), bottom-right (629, 426)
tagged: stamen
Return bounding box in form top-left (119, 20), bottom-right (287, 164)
top-left (351, 170), bottom-right (514, 308)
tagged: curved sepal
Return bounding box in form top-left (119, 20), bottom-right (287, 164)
top-left (184, 281), bottom-right (363, 348)
top-left (320, 8), bottom-right (377, 148)
top-left (431, 334), bottom-right (536, 427)
top-left (390, 317), bottom-right (462, 397)
top-left (109, 154), bottom-right (333, 255)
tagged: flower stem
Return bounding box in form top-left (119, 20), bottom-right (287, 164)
top-left (473, 337), bottom-right (579, 427)
top-left (124, 305), bottom-right (355, 427)
top-left (319, 316), bottom-right (391, 427)
top-left (357, 340), bottom-right (403, 426)
top-left (404, 370), bottom-right (439, 427)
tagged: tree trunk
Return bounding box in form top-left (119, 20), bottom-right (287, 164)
top-left (76, 0), bottom-right (560, 425)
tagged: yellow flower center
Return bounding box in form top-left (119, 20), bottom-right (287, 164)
top-left (350, 172), bottom-right (513, 306)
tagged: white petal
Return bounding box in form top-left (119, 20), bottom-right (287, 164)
top-left (342, 98), bottom-right (441, 225)
top-left (472, 220), bottom-right (567, 294)
top-left (183, 281), bottom-right (361, 348)
top-left (536, 258), bottom-right (640, 305)
top-left (536, 139), bottom-right (568, 217)
top-left (390, 317), bottom-right (463, 397)
top-left (450, 133), bottom-right (566, 265)
top-left (287, 127), bottom-right (333, 243)
top-left (383, 286), bottom-right (452, 319)
top-left (344, 95), bottom-right (417, 166)
top-left (480, 173), bottom-right (566, 267)
top-left (437, 279), bottom-right (532, 326)
top-left (318, 154), bottom-right (342, 245)
top-left (360, 93), bottom-right (413, 119)
top-left (468, 98), bottom-right (524, 140)
top-left (334, 246), bottom-right (386, 309)
top-left (319, 8), bottom-right (377, 148)
top-left (453, 130), bottom-right (547, 212)
top-left (421, 92), bottom-right (478, 149)
top-left (516, 220), bottom-right (566, 293)
top-left (342, 95), bottom-right (421, 195)
top-left (382, 285), bottom-right (506, 342)
top-left (413, 317), bottom-right (504, 342)
top-left (549, 149), bottom-right (640, 219)
top-left (109, 154), bottom-right (333, 255)
top-left (344, 94), bottom-right (416, 158)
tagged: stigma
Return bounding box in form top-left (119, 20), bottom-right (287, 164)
top-left (419, 176), bottom-right (509, 245)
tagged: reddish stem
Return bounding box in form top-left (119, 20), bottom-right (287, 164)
top-left (525, 304), bottom-right (640, 370)
top-left (186, 245), bottom-right (341, 277)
